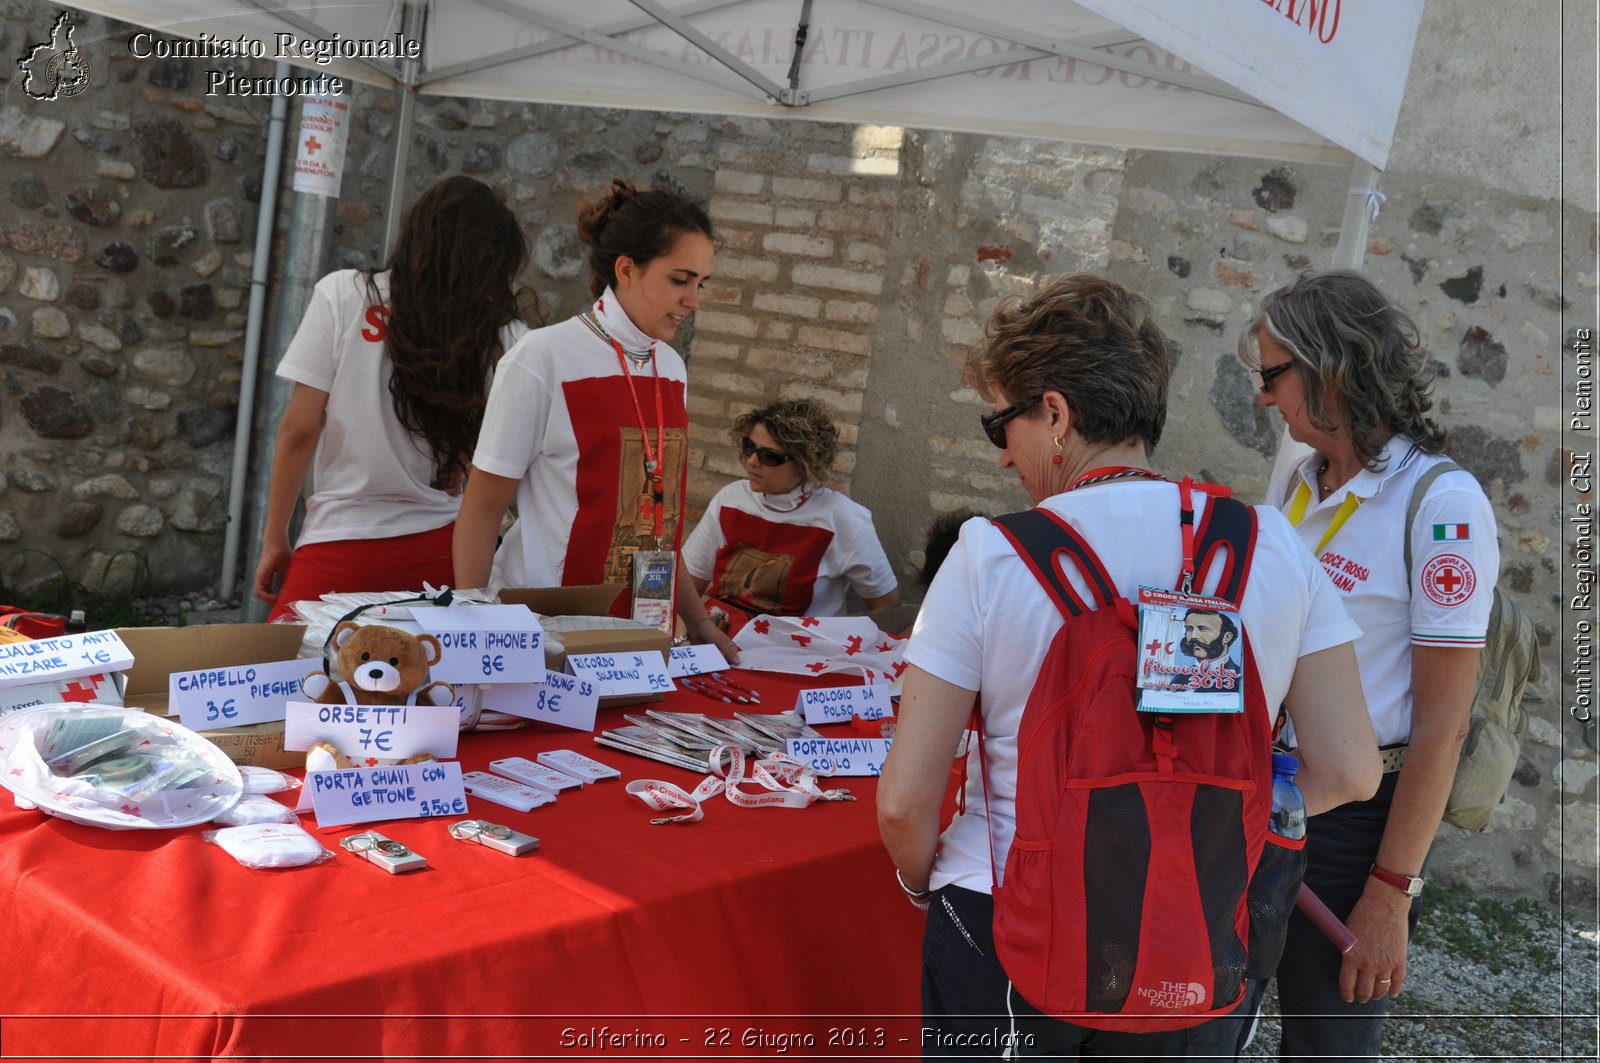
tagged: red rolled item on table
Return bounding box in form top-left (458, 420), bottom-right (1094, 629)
top-left (1296, 883), bottom-right (1357, 954)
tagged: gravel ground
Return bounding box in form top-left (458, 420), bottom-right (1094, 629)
top-left (1243, 885), bottom-right (1599, 1061)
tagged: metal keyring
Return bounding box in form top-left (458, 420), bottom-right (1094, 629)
top-left (450, 820), bottom-right (514, 843)
top-left (340, 832), bottom-right (377, 853)
top-left (375, 839), bottom-right (410, 855)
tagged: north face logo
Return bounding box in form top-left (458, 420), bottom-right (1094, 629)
top-left (1137, 981), bottom-right (1208, 1009)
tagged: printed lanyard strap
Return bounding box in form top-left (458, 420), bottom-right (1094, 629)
top-left (582, 306), bottom-right (666, 540)
top-left (1286, 480), bottom-right (1364, 557)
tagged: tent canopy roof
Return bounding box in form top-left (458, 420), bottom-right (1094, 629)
top-left (76, 0), bottom-right (1422, 168)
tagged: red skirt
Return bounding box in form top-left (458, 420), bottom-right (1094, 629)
top-left (269, 523), bottom-right (456, 621)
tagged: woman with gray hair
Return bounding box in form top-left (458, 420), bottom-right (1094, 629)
top-left (879, 273), bottom-right (1378, 1058)
top-left (1240, 270), bottom-right (1499, 1061)
top-left (682, 399), bottom-right (900, 630)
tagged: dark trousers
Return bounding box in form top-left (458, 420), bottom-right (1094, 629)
top-left (1271, 772), bottom-right (1422, 1062)
top-left (921, 884), bottom-right (1254, 1060)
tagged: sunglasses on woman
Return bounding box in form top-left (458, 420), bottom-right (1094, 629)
top-left (740, 436), bottom-right (792, 466)
top-left (979, 397), bottom-right (1039, 449)
top-left (1253, 361), bottom-right (1294, 395)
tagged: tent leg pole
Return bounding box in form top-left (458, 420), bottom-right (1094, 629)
top-left (219, 63), bottom-right (292, 604)
top-left (238, 105), bottom-right (340, 623)
top-left (382, 0), bottom-right (426, 258)
top-left (1332, 160), bottom-right (1380, 270)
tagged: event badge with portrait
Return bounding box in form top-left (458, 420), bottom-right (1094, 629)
top-left (1134, 587), bottom-right (1246, 714)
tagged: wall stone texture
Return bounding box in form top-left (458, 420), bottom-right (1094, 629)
top-left (0, 3), bottom-right (1593, 905)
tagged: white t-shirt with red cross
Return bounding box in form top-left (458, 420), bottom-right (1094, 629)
top-left (682, 481), bottom-right (898, 616)
top-left (1267, 435), bottom-right (1499, 747)
top-left (275, 269), bottom-right (528, 548)
top-left (906, 480), bottom-right (1361, 894)
top-left (472, 289), bottom-right (689, 591)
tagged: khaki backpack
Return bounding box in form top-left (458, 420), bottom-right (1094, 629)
top-left (1405, 461), bottom-right (1541, 832)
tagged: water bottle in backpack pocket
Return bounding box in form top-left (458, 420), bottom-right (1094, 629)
top-left (1245, 752), bottom-right (1308, 979)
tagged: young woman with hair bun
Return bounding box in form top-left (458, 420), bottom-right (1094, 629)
top-left (254, 175), bottom-right (533, 620)
top-left (454, 177), bottom-right (737, 661)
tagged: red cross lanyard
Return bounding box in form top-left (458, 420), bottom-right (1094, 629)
top-left (584, 304), bottom-right (666, 540)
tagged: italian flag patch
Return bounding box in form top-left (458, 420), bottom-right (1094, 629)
top-left (1432, 523), bottom-right (1470, 542)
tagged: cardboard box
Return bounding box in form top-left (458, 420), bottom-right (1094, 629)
top-left (116, 624), bottom-right (310, 769)
top-left (498, 585), bottom-right (672, 708)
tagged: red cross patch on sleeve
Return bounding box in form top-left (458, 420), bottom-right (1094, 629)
top-left (1420, 553), bottom-right (1476, 607)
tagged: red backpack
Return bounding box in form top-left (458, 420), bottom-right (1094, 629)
top-left (985, 481), bottom-right (1273, 1032)
top-left (0, 608), bottom-right (66, 640)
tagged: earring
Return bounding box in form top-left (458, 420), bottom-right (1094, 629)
top-left (1051, 436), bottom-right (1064, 465)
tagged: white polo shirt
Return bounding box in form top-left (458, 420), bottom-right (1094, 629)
top-left (1266, 436), bottom-right (1499, 747)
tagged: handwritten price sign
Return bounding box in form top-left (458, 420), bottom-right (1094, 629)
top-left (283, 701), bottom-right (461, 760)
top-left (169, 657), bottom-right (309, 730)
top-left (414, 605), bottom-right (544, 685)
top-left (479, 670), bottom-right (600, 732)
top-left (309, 760), bottom-right (469, 828)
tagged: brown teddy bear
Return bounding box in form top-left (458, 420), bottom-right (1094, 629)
top-left (300, 621), bottom-right (455, 708)
top-left (299, 622), bottom-right (457, 774)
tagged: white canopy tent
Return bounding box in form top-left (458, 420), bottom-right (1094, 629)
top-left (68, 0), bottom-right (1428, 596)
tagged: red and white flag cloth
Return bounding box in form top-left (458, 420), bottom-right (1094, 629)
top-left (730, 615), bottom-right (907, 687)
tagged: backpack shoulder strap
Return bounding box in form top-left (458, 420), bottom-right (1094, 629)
top-left (1403, 460), bottom-right (1463, 579)
top-left (1191, 494), bottom-right (1260, 603)
top-left (992, 508), bottom-right (1117, 619)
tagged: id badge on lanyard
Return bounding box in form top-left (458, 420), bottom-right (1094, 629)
top-left (1133, 586), bottom-right (1247, 714)
top-left (631, 549), bottom-right (677, 637)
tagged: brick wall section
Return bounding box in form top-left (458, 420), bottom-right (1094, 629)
top-left (684, 123), bottom-right (904, 517)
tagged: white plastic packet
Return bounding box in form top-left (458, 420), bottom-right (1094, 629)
top-left (238, 765), bottom-right (299, 795)
top-left (205, 824), bottom-right (333, 869)
top-left (212, 793), bottom-right (297, 826)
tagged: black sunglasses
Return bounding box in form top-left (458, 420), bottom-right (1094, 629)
top-left (980, 398), bottom-right (1039, 449)
top-left (1254, 361), bottom-right (1293, 395)
top-left (740, 436), bottom-right (792, 467)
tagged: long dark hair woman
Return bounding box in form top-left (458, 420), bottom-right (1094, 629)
top-left (453, 177), bottom-right (737, 661)
top-left (253, 175), bottom-right (533, 620)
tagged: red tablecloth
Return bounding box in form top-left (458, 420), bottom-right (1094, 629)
top-left (0, 672), bottom-right (928, 1061)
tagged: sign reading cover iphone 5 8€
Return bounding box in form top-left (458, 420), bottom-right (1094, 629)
top-left (170, 658), bottom-right (310, 730)
top-left (413, 605), bottom-right (544, 685)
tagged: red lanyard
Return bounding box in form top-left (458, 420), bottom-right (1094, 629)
top-left (585, 302), bottom-right (666, 540)
top-left (1062, 466), bottom-right (1196, 590)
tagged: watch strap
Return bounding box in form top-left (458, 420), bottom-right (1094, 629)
top-left (1369, 863), bottom-right (1424, 896)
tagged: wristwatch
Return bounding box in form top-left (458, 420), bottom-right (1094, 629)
top-left (1369, 863), bottom-right (1425, 897)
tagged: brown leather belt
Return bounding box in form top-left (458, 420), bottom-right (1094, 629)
top-left (1380, 743), bottom-right (1409, 774)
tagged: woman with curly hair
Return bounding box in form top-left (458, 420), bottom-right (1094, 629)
top-left (682, 399), bottom-right (900, 629)
top-left (254, 175), bottom-right (533, 620)
top-left (454, 177), bottom-right (736, 660)
top-left (1240, 270), bottom-right (1499, 1062)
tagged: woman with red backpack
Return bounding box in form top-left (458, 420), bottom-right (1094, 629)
top-left (878, 273), bottom-right (1380, 1058)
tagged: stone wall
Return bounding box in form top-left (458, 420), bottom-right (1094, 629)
top-left (0, 2), bottom-right (1593, 906)
top-left (1, 4), bottom-right (267, 595)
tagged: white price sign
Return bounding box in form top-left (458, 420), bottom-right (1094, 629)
top-left (565, 652), bottom-right (672, 698)
top-left (414, 605), bottom-right (545, 685)
top-left (479, 671), bottom-right (599, 732)
top-left (795, 684), bottom-right (893, 724)
top-left (170, 658), bottom-right (309, 729)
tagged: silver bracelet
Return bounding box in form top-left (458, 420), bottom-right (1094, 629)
top-left (896, 867), bottom-right (931, 899)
